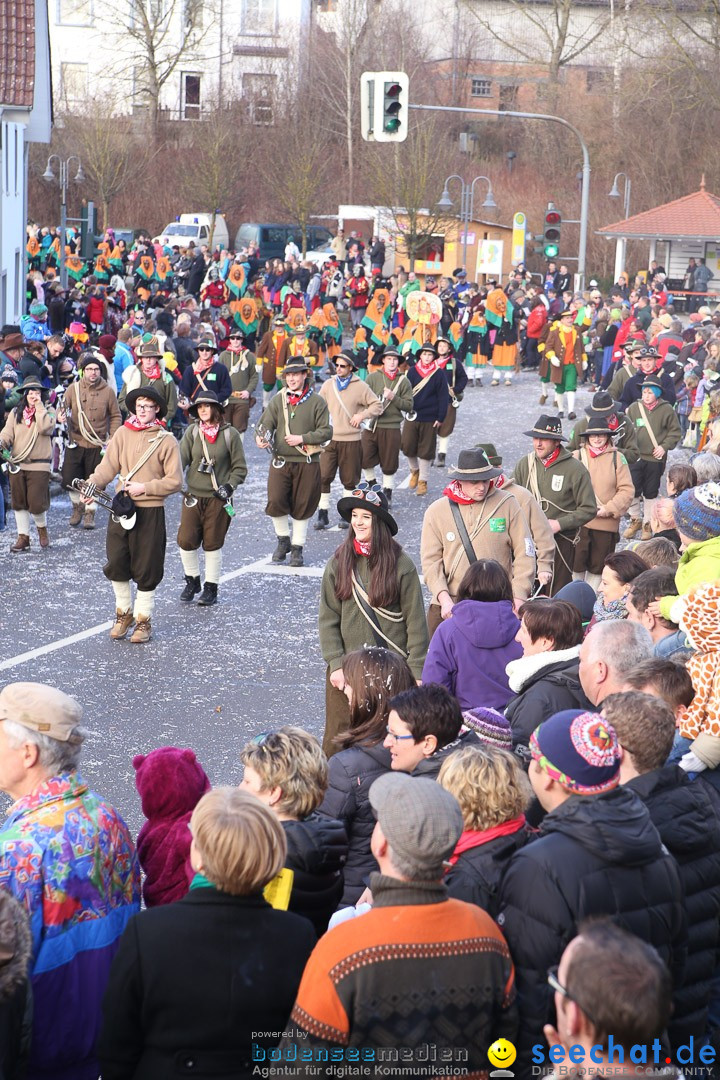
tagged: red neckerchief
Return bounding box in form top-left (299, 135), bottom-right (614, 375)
top-left (193, 356), bottom-right (214, 374)
top-left (383, 368), bottom-right (398, 381)
top-left (142, 362), bottom-right (161, 380)
top-left (23, 406), bottom-right (36, 426)
top-left (353, 538), bottom-right (371, 557)
top-left (541, 445), bottom-right (561, 468)
top-left (444, 479), bottom-right (487, 504)
top-left (644, 396), bottom-right (660, 411)
top-left (495, 473), bottom-right (506, 488)
top-left (287, 381), bottom-right (311, 407)
top-left (588, 443), bottom-right (609, 458)
top-left (447, 815), bottom-right (526, 866)
top-left (437, 356), bottom-right (449, 369)
top-left (124, 415), bottom-right (163, 431)
top-left (199, 422), bottom-right (219, 443)
top-left (415, 358), bottom-right (436, 378)
top-left (607, 414), bottom-right (619, 431)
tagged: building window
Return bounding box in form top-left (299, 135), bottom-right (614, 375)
top-left (471, 78), bottom-right (491, 98)
top-left (244, 73), bottom-right (275, 124)
top-left (60, 62), bottom-right (89, 103)
top-left (242, 0), bottom-right (277, 34)
top-left (57, 0), bottom-right (93, 24)
top-left (498, 84), bottom-right (518, 112)
top-left (181, 73), bottom-right (201, 120)
top-left (586, 69), bottom-right (611, 93)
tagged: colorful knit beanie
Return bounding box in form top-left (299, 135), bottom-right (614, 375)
top-left (674, 482), bottom-right (720, 543)
top-left (530, 710), bottom-right (620, 795)
top-left (461, 707), bottom-right (513, 751)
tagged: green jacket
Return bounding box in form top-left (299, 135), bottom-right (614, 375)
top-left (512, 447), bottom-right (596, 533)
top-left (625, 400), bottom-right (681, 461)
top-left (365, 371), bottom-right (414, 428)
top-left (659, 535), bottom-right (720, 621)
top-left (319, 550), bottom-right (428, 680)
top-left (218, 349), bottom-right (258, 396)
top-left (180, 421), bottom-right (247, 498)
top-left (259, 388), bottom-right (331, 463)
top-left (568, 413), bottom-right (639, 464)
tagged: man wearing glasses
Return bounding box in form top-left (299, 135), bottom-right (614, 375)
top-left (85, 386), bottom-right (183, 642)
top-left (315, 352), bottom-right (382, 530)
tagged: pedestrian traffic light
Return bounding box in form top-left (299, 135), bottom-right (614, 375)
top-left (360, 71), bottom-right (409, 143)
top-left (80, 201), bottom-right (98, 260)
top-left (543, 206), bottom-right (561, 259)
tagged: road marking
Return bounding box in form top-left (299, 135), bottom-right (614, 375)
top-left (220, 556), bottom-right (325, 581)
top-left (0, 620), bottom-right (114, 671)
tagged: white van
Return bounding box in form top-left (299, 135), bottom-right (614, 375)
top-left (153, 213), bottom-right (230, 250)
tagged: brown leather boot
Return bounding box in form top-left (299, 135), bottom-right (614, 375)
top-left (408, 470), bottom-right (419, 489)
top-left (37, 527), bottom-right (50, 549)
top-left (623, 518), bottom-right (642, 540)
top-left (130, 618), bottom-right (152, 643)
top-left (82, 510), bottom-right (95, 530)
top-left (69, 503), bottom-right (84, 526)
top-left (416, 480), bottom-right (428, 496)
top-left (641, 522), bottom-right (653, 541)
top-left (110, 610), bottom-right (134, 640)
top-left (10, 534), bottom-right (30, 553)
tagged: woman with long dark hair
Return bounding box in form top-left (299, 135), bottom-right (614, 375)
top-left (319, 482), bottom-right (428, 755)
top-left (317, 646), bottom-right (416, 905)
top-left (0, 377), bottom-right (55, 551)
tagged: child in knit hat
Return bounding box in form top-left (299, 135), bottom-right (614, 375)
top-left (650, 482), bottom-right (720, 632)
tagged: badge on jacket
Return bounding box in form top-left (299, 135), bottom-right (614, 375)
top-left (446, 531), bottom-right (456, 542)
top-left (489, 518), bottom-right (506, 532)
top-left (208, 373), bottom-right (217, 381)
top-left (551, 475), bottom-right (564, 492)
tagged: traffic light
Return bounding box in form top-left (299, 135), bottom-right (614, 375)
top-left (360, 71), bottom-right (409, 143)
top-left (80, 201), bottom-right (98, 260)
top-left (543, 205), bottom-right (561, 259)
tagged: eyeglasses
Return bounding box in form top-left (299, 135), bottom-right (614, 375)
top-left (385, 726), bottom-right (414, 743)
top-left (335, 364), bottom-right (351, 371)
top-left (135, 403), bottom-right (157, 411)
top-left (197, 347), bottom-right (213, 353)
top-left (249, 731), bottom-right (272, 746)
top-left (547, 966), bottom-right (596, 1026)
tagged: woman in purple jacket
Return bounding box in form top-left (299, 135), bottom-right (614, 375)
top-left (421, 559), bottom-right (521, 711)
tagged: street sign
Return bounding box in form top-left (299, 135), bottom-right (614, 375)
top-left (511, 211), bottom-right (526, 266)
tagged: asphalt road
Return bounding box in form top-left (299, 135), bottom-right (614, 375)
top-left (0, 370), bottom-right (684, 834)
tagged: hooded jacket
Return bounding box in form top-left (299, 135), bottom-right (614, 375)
top-left (421, 598), bottom-right (522, 710)
top-left (504, 647), bottom-right (592, 747)
top-left (318, 742), bottom-right (391, 906)
top-left (497, 785), bottom-right (686, 1070)
top-left (626, 765), bottom-right (720, 1049)
top-left (444, 824), bottom-right (532, 917)
top-left (283, 814), bottom-right (348, 937)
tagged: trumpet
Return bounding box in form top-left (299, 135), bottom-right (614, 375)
top-left (71, 479), bottom-right (137, 530)
top-left (182, 490), bottom-right (198, 508)
top-left (253, 423), bottom-right (285, 469)
top-left (0, 446), bottom-right (20, 474)
top-left (401, 410), bottom-right (417, 422)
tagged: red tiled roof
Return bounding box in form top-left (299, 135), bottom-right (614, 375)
top-left (598, 188), bottom-right (720, 240)
top-left (0, 0), bottom-right (35, 109)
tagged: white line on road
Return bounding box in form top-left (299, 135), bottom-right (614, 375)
top-left (0, 620), bottom-right (114, 672)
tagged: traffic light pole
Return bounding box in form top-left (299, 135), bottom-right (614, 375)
top-left (409, 102), bottom-right (591, 289)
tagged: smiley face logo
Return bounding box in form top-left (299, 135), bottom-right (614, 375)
top-left (488, 1039), bottom-right (517, 1070)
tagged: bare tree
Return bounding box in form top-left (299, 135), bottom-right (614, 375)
top-left (179, 101), bottom-right (251, 247)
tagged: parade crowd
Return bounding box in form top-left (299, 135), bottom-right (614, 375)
top-left (2, 226), bottom-right (720, 1079)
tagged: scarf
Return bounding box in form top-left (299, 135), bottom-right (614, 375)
top-left (415, 358), bottom-right (436, 379)
top-left (193, 355), bottom-right (214, 374)
top-left (447, 816), bottom-right (526, 866)
top-left (383, 368), bottom-right (398, 381)
top-left (353, 538), bottom-right (371, 557)
top-left (199, 422), bottom-right (219, 443)
top-left (23, 406), bottom-right (36, 426)
top-left (541, 445), bottom-right (561, 468)
top-left (443, 480), bottom-right (480, 505)
top-left (592, 593), bottom-right (629, 623)
top-left (336, 373), bottom-right (353, 392)
top-left (607, 414), bottom-right (619, 431)
top-left (644, 391), bottom-right (661, 408)
top-left (495, 473), bottom-right (506, 489)
top-left (588, 443), bottom-right (609, 458)
top-left (287, 383), bottom-right (313, 408)
top-left (141, 362), bottom-right (161, 380)
top-left (124, 415), bottom-right (163, 431)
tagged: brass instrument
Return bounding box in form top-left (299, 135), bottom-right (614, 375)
top-left (182, 490), bottom-right (198, 508)
top-left (0, 446), bottom-right (19, 474)
top-left (71, 479), bottom-right (137, 529)
top-left (253, 423), bottom-right (286, 469)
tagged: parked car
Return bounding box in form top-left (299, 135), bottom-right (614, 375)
top-left (234, 223), bottom-right (333, 262)
top-left (153, 214), bottom-right (230, 250)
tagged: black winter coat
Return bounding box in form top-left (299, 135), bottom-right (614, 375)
top-left (627, 766), bottom-right (720, 1049)
top-left (505, 656), bottom-right (592, 749)
top-left (621, 369), bottom-right (677, 407)
top-left (97, 889), bottom-right (316, 1080)
top-left (411, 730), bottom-right (482, 780)
top-left (318, 742), bottom-right (391, 906)
top-left (497, 785), bottom-right (686, 1070)
top-left (444, 826), bottom-right (532, 917)
top-left (283, 813), bottom-right (348, 936)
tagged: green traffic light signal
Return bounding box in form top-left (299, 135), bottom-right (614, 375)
top-left (383, 81), bottom-right (403, 134)
top-left (544, 242), bottom-right (559, 258)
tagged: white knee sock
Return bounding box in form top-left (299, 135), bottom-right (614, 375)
top-left (629, 498), bottom-right (642, 520)
top-left (554, 392), bottom-right (564, 410)
top-left (363, 468), bottom-right (376, 482)
top-left (572, 571), bottom-right (585, 581)
top-left (32, 512), bottom-right (47, 528)
top-left (69, 490), bottom-right (82, 506)
top-left (382, 473), bottom-right (394, 490)
top-left (503, 371), bottom-right (513, 383)
top-left (180, 549), bottom-right (200, 577)
top-left (271, 515), bottom-right (290, 538)
top-left (566, 391), bottom-right (576, 414)
top-left (342, 488), bottom-right (354, 499)
top-left (14, 509), bottom-right (31, 535)
top-left (437, 436), bottom-right (449, 454)
top-left (239, 432), bottom-right (245, 448)
top-left (643, 498), bottom-right (656, 525)
top-left (204, 548), bottom-right (222, 583)
top-left (418, 458), bottom-right (431, 481)
top-left (585, 572), bottom-right (602, 592)
top-left (291, 518), bottom-right (309, 546)
top-left (134, 589), bottom-right (155, 620)
top-left (406, 456), bottom-right (419, 472)
top-left (262, 390), bottom-right (271, 407)
top-left (319, 492), bottom-right (331, 511)
top-left (111, 580), bottom-right (132, 611)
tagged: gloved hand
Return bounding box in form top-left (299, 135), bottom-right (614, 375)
top-left (582, 359), bottom-right (588, 371)
top-left (215, 484), bottom-right (234, 502)
top-left (679, 750), bottom-right (707, 773)
top-left (550, 356), bottom-right (561, 368)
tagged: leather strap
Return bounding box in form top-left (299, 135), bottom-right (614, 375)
top-left (449, 499), bottom-right (477, 567)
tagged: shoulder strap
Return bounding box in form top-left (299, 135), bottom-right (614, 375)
top-left (412, 371), bottom-right (435, 397)
top-left (351, 568), bottom-right (408, 658)
top-left (449, 499), bottom-right (478, 567)
top-left (526, 451), bottom-right (542, 504)
top-left (637, 401), bottom-right (660, 450)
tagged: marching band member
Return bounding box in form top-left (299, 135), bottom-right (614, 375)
top-left (362, 347), bottom-right (413, 505)
top-left (84, 386), bottom-right (182, 643)
top-left (256, 358), bottom-right (332, 568)
top-left (178, 338), bottom-right (232, 408)
top-left (0, 378), bottom-right (55, 552)
top-left (177, 390), bottom-right (247, 607)
top-left (218, 329), bottom-right (258, 445)
top-left (257, 314), bottom-right (290, 406)
top-left (435, 336), bottom-right (468, 468)
top-left (400, 343), bottom-right (450, 496)
top-left (119, 336), bottom-right (178, 428)
top-left (60, 352), bottom-right (121, 530)
top-left (315, 353), bottom-right (382, 530)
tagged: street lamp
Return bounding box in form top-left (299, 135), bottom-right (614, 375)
top-left (437, 174), bottom-right (496, 276)
top-left (608, 171), bottom-right (632, 286)
top-left (42, 154), bottom-right (84, 289)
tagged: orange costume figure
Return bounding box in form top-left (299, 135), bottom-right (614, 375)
top-left (483, 288), bottom-right (518, 386)
top-left (542, 309), bottom-right (586, 419)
